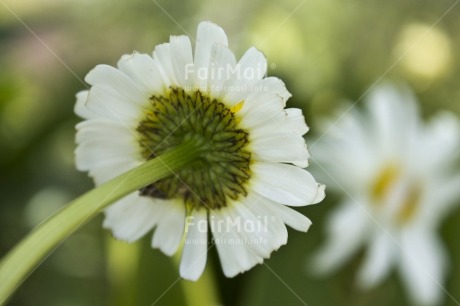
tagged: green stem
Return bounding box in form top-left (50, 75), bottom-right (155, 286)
top-left (173, 247), bottom-right (221, 306)
top-left (0, 141), bottom-right (200, 305)
top-left (106, 237), bottom-right (141, 306)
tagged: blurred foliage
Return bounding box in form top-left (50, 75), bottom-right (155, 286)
top-left (1, 0), bottom-right (460, 305)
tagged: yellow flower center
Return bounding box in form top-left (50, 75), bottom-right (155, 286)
top-left (370, 163), bottom-right (422, 224)
top-left (370, 164), bottom-right (400, 203)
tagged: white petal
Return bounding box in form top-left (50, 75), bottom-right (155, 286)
top-left (194, 21), bottom-right (228, 90)
top-left (170, 35), bottom-right (194, 88)
top-left (75, 119), bottom-right (140, 173)
top-left (236, 47), bottom-right (267, 81)
top-left (242, 193), bottom-right (288, 250)
top-left (209, 210), bottom-right (239, 277)
top-left (311, 106), bottom-right (377, 192)
top-left (75, 140), bottom-right (138, 170)
top-left (153, 43), bottom-right (177, 87)
top-left (310, 202), bottom-right (370, 274)
top-left (356, 231), bottom-right (396, 289)
top-left (251, 162), bottom-right (324, 206)
top-left (263, 200), bottom-right (312, 232)
top-left (256, 77), bottom-right (291, 103)
top-left (427, 174), bottom-right (460, 222)
top-left (117, 52), bottom-right (165, 94)
top-left (231, 192), bottom-right (288, 258)
top-left (85, 64), bottom-right (147, 105)
top-left (74, 90), bottom-right (94, 119)
top-left (85, 86), bottom-right (144, 122)
top-left (418, 111), bottom-right (460, 173)
top-left (367, 83), bottom-right (419, 155)
top-left (238, 92), bottom-right (285, 131)
top-left (228, 202), bottom-right (273, 258)
top-left (80, 74), bottom-right (147, 123)
top-left (223, 47), bottom-right (267, 104)
top-left (284, 108), bottom-right (309, 135)
top-left (208, 44), bottom-right (237, 99)
top-left (75, 119), bottom-right (136, 146)
top-left (251, 130), bottom-right (309, 166)
top-left (89, 159), bottom-right (141, 185)
top-left (151, 199), bottom-right (186, 256)
top-left (180, 209), bottom-right (208, 281)
top-left (312, 184), bottom-right (326, 204)
top-left (399, 229), bottom-right (447, 306)
top-left (210, 207), bottom-right (263, 277)
top-left (103, 193), bottom-right (159, 242)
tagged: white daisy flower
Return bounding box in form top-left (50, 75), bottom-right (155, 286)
top-left (75, 21), bottom-right (325, 281)
top-left (311, 83), bottom-right (460, 305)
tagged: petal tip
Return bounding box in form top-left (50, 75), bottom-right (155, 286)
top-left (312, 184), bottom-right (326, 204)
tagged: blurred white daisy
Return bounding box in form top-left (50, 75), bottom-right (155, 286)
top-left (75, 21), bottom-right (325, 281)
top-left (311, 83), bottom-right (460, 305)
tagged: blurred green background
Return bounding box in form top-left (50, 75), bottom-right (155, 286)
top-left (1, 0), bottom-right (460, 305)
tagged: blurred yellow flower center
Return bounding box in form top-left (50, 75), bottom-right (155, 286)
top-left (136, 87), bottom-right (251, 210)
top-left (370, 164), bottom-right (422, 224)
top-left (371, 164), bottom-right (400, 202)
top-left (397, 183), bottom-right (422, 224)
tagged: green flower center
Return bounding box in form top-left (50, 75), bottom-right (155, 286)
top-left (136, 87), bottom-right (251, 210)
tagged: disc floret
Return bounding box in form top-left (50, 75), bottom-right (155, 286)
top-left (137, 87), bottom-right (251, 210)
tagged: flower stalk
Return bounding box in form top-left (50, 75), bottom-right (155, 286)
top-left (173, 243), bottom-right (221, 306)
top-left (0, 141), bottom-right (200, 305)
top-left (178, 263), bottom-right (221, 306)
